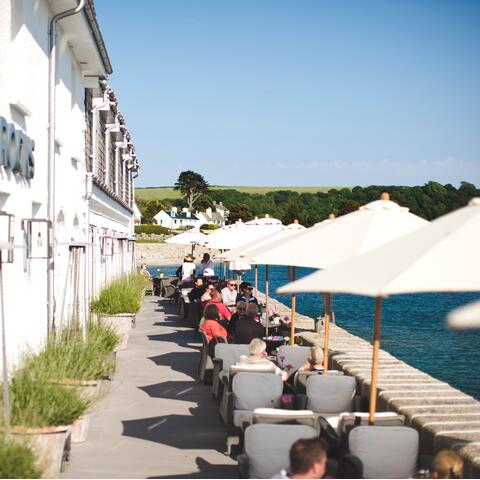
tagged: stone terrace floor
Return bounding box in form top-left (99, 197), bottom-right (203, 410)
top-left (62, 297), bottom-right (237, 479)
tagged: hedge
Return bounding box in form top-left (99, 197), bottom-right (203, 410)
top-left (200, 223), bottom-right (217, 230)
top-left (135, 224), bottom-right (171, 235)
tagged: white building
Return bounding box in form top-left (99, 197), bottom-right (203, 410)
top-left (0, 0), bottom-right (139, 369)
top-left (154, 207), bottom-right (201, 229)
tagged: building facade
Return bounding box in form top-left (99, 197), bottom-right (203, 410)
top-left (0, 0), bottom-right (139, 369)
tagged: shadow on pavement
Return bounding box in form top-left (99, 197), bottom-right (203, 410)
top-left (147, 457), bottom-right (237, 479)
top-left (148, 351), bottom-right (199, 378)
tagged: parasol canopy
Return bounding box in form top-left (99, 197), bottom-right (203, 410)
top-left (165, 229), bottom-right (208, 245)
top-left (448, 300), bottom-right (480, 330)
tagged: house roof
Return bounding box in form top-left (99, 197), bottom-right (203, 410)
top-left (164, 210), bottom-right (199, 221)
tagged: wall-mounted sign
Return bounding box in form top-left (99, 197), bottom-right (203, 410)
top-left (0, 211), bottom-right (15, 263)
top-left (0, 116), bottom-right (35, 179)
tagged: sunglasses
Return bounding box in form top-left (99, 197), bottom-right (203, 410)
top-left (228, 283), bottom-right (236, 287)
top-left (246, 287), bottom-right (253, 291)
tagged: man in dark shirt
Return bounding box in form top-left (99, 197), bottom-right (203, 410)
top-left (234, 303), bottom-right (265, 344)
top-left (235, 281), bottom-right (259, 305)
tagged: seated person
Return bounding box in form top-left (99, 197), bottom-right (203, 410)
top-left (199, 304), bottom-right (228, 345)
top-left (235, 338), bottom-right (287, 379)
top-left (234, 303), bottom-right (265, 345)
top-left (430, 450), bottom-right (463, 479)
top-left (188, 277), bottom-right (205, 301)
top-left (273, 437), bottom-right (328, 479)
top-left (235, 281), bottom-right (259, 305)
top-left (140, 262), bottom-right (152, 280)
top-left (298, 346), bottom-right (324, 372)
top-left (227, 301), bottom-right (246, 335)
top-left (221, 279), bottom-right (238, 308)
top-left (205, 289), bottom-right (232, 322)
top-left (200, 283), bottom-right (215, 308)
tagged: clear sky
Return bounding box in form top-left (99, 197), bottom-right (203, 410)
top-left (95, 0), bottom-right (480, 188)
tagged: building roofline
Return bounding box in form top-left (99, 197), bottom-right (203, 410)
top-left (84, 0), bottom-right (113, 75)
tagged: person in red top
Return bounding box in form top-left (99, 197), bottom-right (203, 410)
top-left (205, 289), bottom-right (232, 322)
top-left (200, 304), bottom-right (228, 345)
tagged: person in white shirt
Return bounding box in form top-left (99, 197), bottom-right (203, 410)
top-left (180, 255), bottom-right (196, 283)
top-left (221, 279), bottom-right (238, 308)
top-left (200, 253), bottom-right (215, 277)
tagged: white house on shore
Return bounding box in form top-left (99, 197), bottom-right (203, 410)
top-left (153, 202), bottom-right (229, 229)
top-left (0, 0), bottom-right (139, 370)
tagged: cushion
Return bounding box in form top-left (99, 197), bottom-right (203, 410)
top-left (214, 344), bottom-right (250, 371)
top-left (307, 375), bottom-right (356, 413)
top-left (277, 345), bottom-right (314, 371)
top-left (245, 424), bottom-right (318, 479)
top-left (348, 426), bottom-right (419, 479)
top-left (233, 373), bottom-right (283, 410)
top-left (338, 412), bottom-right (404, 434)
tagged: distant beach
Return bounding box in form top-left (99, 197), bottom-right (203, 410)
top-left (136, 242), bottom-right (221, 266)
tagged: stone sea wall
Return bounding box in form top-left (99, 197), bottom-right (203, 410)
top-left (256, 291), bottom-right (480, 478)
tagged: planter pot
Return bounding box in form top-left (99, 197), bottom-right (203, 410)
top-left (9, 425), bottom-right (68, 478)
top-left (97, 313), bottom-right (135, 351)
top-left (69, 413), bottom-right (91, 444)
top-left (54, 379), bottom-right (102, 403)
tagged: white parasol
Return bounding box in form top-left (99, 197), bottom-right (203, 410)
top-left (279, 197), bottom-right (480, 423)
top-left (448, 300), bottom-right (480, 330)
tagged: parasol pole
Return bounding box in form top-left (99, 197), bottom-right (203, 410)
top-left (0, 251), bottom-right (11, 438)
top-left (323, 292), bottom-right (331, 373)
top-left (290, 266), bottom-right (296, 346)
top-left (368, 296), bottom-right (383, 425)
top-left (254, 264), bottom-right (258, 296)
top-left (265, 265), bottom-right (269, 336)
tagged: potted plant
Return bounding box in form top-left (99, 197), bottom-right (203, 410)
top-left (4, 368), bottom-right (89, 478)
top-left (90, 274), bottom-right (146, 350)
top-left (0, 437), bottom-right (41, 479)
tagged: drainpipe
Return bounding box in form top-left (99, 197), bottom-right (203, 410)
top-left (48, 0), bottom-right (86, 335)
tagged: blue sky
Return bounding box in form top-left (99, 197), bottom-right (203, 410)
top-left (95, 0), bottom-right (480, 188)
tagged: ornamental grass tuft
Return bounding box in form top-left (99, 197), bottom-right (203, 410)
top-left (90, 274), bottom-right (148, 315)
top-left (0, 438), bottom-right (41, 479)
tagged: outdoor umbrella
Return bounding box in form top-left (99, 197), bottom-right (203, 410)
top-left (250, 194), bottom-right (428, 368)
top-left (165, 229), bottom-right (209, 254)
top-left (448, 300), bottom-right (480, 330)
top-left (278, 197), bottom-right (480, 423)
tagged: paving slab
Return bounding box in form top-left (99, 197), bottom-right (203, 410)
top-left (62, 297), bottom-right (236, 479)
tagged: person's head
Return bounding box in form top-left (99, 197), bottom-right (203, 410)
top-left (226, 279), bottom-right (237, 291)
top-left (140, 263), bottom-right (147, 270)
top-left (236, 301), bottom-right (247, 316)
top-left (205, 284), bottom-right (215, 294)
top-left (241, 282), bottom-right (253, 296)
top-left (289, 438), bottom-right (328, 479)
top-left (184, 254), bottom-right (194, 263)
top-left (195, 277), bottom-right (204, 287)
top-left (249, 338), bottom-right (267, 358)
top-left (246, 303), bottom-right (259, 319)
top-left (204, 304), bottom-right (220, 322)
top-left (202, 253), bottom-right (210, 262)
top-left (210, 289), bottom-right (222, 302)
top-left (431, 451), bottom-right (463, 479)
top-left (307, 346), bottom-right (323, 367)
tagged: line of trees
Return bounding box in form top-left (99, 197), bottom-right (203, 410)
top-left (136, 172), bottom-right (479, 227)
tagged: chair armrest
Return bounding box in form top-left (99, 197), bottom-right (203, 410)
top-left (296, 394), bottom-right (307, 410)
top-left (237, 453), bottom-right (249, 479)
top-left (213, 358), bottom-right (223, 376)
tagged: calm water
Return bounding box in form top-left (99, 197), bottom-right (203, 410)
top-left (151, 264), bottom-right (480, 400)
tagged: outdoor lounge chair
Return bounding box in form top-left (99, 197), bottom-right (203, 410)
top-left (276, 345), bottom-right (314, 372)
top-left (237, 423), bottom-right (318, 478)
top-left (297, 374), bottom-right (358, 432)
top-left (198, 331), bottom-right (214, 384)
top-left (212, 344), bottom-right (250, 401)
top-left (348, 425), bottom-right (419, 478)
top-left (220, 371), bottom-right (283, 455)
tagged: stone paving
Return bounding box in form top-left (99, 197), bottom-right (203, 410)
top-left (62, 296), bottom-right (236, 479)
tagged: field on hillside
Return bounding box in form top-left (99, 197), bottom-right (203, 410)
top-left (135, 185), bottom-right (343, 200)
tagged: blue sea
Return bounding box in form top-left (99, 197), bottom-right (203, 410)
top-left (150, 264), bottom-right (480, 400)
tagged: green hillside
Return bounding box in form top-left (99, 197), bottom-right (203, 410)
top-left (135, 185), bottom-right (342, 201)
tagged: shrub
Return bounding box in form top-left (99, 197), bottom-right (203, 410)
top-left (90, 274), bottom-right (148, 315)
top-left (7, 370), bottom-right (88, 428)
top-left (200, 223), bottom-right (217, 230)
top-left (0, 438), bottom-right (41, 479)
top-left (135, 224), bottom-right (170, 235)
top-left (23, 321), bottom-right (119, 382)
